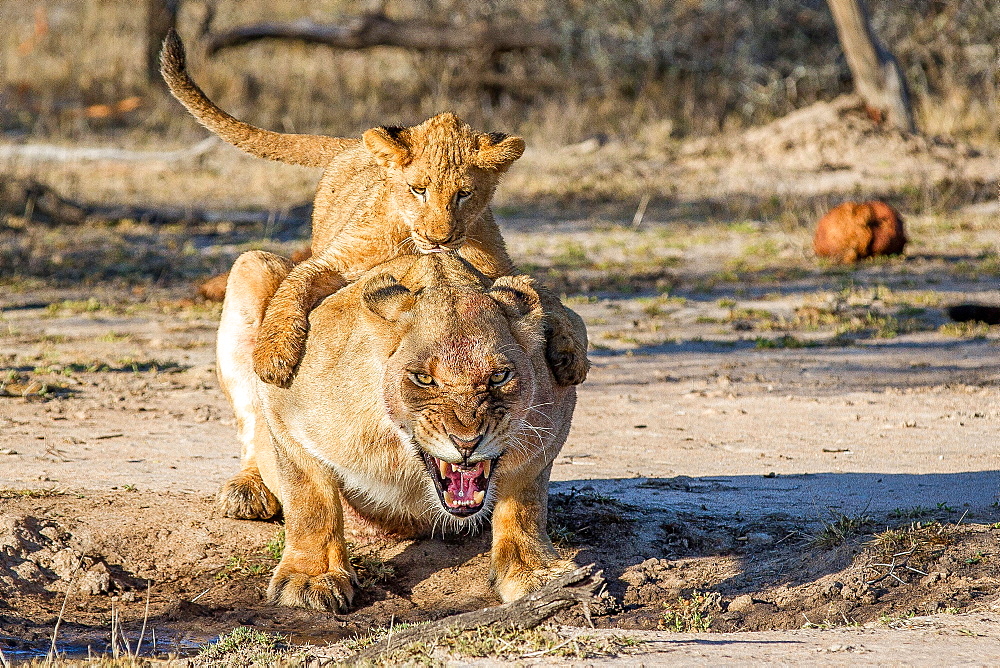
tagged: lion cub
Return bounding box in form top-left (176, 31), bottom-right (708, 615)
top-left (160, 31), bottom-right (587, 388)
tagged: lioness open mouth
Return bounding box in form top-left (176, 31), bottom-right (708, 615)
top-left (421, 453), bottom-right (497, 516)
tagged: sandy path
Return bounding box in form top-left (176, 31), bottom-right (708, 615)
top-left (3, 289), bottom-right (1000, 662)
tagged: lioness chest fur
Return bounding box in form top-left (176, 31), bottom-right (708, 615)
top-left (160, 31), bottom-right (588, 389)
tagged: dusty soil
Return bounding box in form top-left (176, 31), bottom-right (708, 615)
top-left (3, 102), bottom-right (1000, 663)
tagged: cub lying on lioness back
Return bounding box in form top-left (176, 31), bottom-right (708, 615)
top-left (160, 30), bottom-right (588, 389)
top-left (217, 250), bottom-right (577, 609)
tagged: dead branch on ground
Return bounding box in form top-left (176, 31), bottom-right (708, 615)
top-left (344, 564), bottom-right (603, 663)
top-left (0, 175), bottom-right (310, 230)
top-left (0, 138), bottom-right (216, 163)
top-left (205, 14), bottom-right (560, 57)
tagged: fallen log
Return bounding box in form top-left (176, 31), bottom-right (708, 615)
top-left (206, 14), bottom-right (560, 56)
top-left (0, 137), bottom-right (216, 163)
top-left (345, 564), bottom-right (603, 663)
top-left (0, 175), bottom-right (310, 230)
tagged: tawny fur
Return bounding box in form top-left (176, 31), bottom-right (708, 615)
top-left (216, 251), bottom-right (577, 611)
top-left (813, 200), bottom-right (907, 263)
top-left (160, 30), bottom-right (587, 389)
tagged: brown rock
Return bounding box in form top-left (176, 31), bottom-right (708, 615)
top-left (813, 200), bottom-right (906, 263)
top-left (196, 271), bottom-right (230, 302)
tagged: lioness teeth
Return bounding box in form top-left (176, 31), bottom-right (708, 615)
top-left (482, 459), bottom-right (491, 478)
top-left (444, 488), bottom-right (484, 508)
top-left (439, 458), bottom-right (450, 479)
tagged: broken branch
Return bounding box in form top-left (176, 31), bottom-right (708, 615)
top-left (206, 14), bottom-right (560, 56)
top-left (347, 564), bottom-right (603, 662)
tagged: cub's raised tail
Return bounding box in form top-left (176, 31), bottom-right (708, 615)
top-left (159, 29), bottom-right (356, 168)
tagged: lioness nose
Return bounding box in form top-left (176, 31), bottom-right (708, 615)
top-left (423, 229), bottom-right (453, 245)
top-left (450, 433), bottom-right (483, 458)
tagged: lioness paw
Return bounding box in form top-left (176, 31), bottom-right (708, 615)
top-left (268, 569), bottom-right (356, 611)
top-left (216, 468), bottom-right (280, 520)
top-left (545, 332), bottom-right (589, 387)
top-left (492, 558), bottom-right (577, 603)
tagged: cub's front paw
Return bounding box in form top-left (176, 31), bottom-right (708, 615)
top-left (252, 316), bottom-right (308, 388)
top-left (216, 467), bottom-right (280, 520)
top-left (268, 566), bottom-right (357, 611)
top-left (545, 332), bottom-right (589, 387)
top-left (491, 558), bottom-right (577, 603)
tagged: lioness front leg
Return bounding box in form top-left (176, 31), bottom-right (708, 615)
top-left (268, 443), bottom-right (357, 611)
top-left (253, 256), bottom-right (347, 387)
top-left (489, 466), bottom-right (574, 602)
top-left (216, 250), bottom-right (291, 519)
top-left (535, 286), bottom-right (589, 387)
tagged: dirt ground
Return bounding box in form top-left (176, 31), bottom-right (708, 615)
top-left (3, 101), bottom-right (1000, 664)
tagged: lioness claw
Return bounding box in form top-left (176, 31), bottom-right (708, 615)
top-left (268, 570), bottom-right (355, 612)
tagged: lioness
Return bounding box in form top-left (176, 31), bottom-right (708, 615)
top-left (217, 250), bottom-right (575, 609)
top-left (160, 31), bottom-right (587, 389)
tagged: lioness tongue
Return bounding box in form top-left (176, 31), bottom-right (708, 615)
top-left (443, 461), bottom-right (485, 507)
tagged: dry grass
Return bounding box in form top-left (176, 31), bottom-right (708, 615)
top-left (1, 1), bottom-right (998, 148)
top-left (348, 624), bottom-right (642, 664)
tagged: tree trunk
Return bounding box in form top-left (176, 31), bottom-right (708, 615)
top-left (826, 0), bottom-right (915, 132)
top-left (146, 0), bottom-right (181, 84)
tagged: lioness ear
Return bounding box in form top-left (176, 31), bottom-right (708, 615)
top-left (363, 126), bottom-right (412, 167)
top-left (488, 275), bottom-right (543, 319)
top-left (362, 273), bottom-right (416, 322)
top-left (475, 132), bottom-right (525, 172)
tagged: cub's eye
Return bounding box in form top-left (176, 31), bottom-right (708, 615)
top-left (456, 189), bottom-right (472, 201)
top-left (409, 185), bottom-right (427, 197)
top-left (411, 372), bottom-right (436, 387)
top-left (488, 369), bottom-right (512, 386)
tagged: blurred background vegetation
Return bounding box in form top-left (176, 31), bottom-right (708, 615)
top-left (1, 1), bottom-right (997, 288)
top-left (1, 0), bottom-right (998, 146)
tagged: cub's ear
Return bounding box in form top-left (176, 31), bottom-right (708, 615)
top-left (363, 126), bottom-right (412, 167)
top-left (488, 275), bottom-right (543, 320)
top-left (474, 132), bottom-right (525, 172)
top-left (362, 273), bottom-right (416, 322)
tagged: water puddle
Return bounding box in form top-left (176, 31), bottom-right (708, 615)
top-left (1, 629), bottom-right (209, 662)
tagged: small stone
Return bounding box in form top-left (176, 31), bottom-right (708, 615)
top-left (639, 557), bottom-right (660, 571)
top-left (78, 562), bottom-right (112, 596)
top-left (822, 581), bottom-right (844, 598)
top-left (38, 526), bottom-right (60, 542)
top-left (920, 572), bottom-right (945, 586)
top-left (620, 570), bottom-right (648, 586)
top-left (728, 594), bottom-right (755, 613)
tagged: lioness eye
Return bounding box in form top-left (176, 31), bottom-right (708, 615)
top-left (411, 372), bottom-right (436, 387)
top-left (457, 190), bottom-right (472, 200)
top-left (489, 369), bottom-right (512, 386)
top-left (409, 185), bottom-right (427, 197)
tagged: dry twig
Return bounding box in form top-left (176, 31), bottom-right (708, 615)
top-left (345, 563), bottom-right (603, 663)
